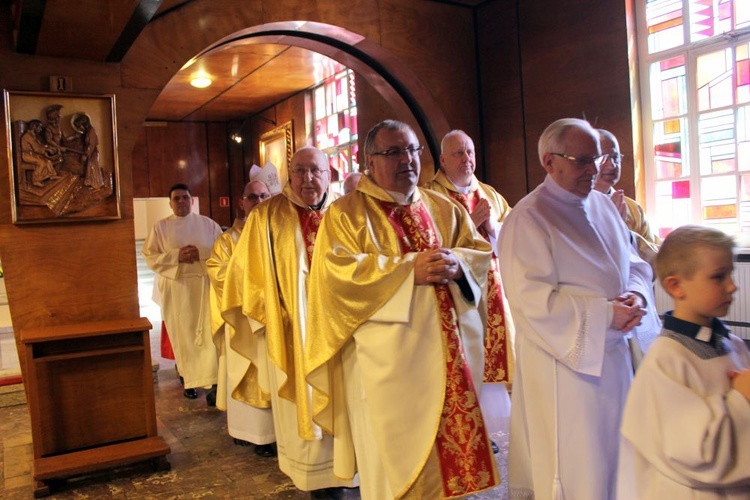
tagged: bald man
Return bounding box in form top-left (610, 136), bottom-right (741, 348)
top-left (343, 171), bottom-right (362, 194)
top-left (222, 148), bottom-right (353, 497)
top-left (594, 129), bottom-right (661, 269)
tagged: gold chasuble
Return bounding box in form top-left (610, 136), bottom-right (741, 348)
top-left (425, 170), bottom-right (515, 385)
top-left (221, 184), bottom-right (353, 491)
top-left (222, 183), bottom-right (334, 434)
top-left (306, 176), bottom-right (499, 498)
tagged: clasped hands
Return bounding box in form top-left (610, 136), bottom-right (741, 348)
top-left (610, 190), bottom-right (630, 224)
top-left (415, 248), bottom-right (463, 285)
top-left (470, 198), bottom-right (495, 237)
top-left (610, 292), bottom-right (646, 332)
top-left (178, 244), bottom-right (200, 263)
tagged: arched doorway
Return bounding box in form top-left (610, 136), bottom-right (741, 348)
top-left (191, 21), bottom-right (450, 159)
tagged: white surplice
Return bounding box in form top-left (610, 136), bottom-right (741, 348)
top-left (618, 319), bottom-right (750, 499)
top-left (207, 218), bottom-right (275, 445)
top-left (142, 212), bottom-right (222, 389)
top-left (497, 175), bottom-right (658, 500)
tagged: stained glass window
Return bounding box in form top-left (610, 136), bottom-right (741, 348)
top-left (650, 56), bottom-right (687, 119)
top-left (640, 0), bottom-right (750, 236)
top-left (647, 0), bottom-right (685, 53)
top-left (312, 66), bottom-right (359, 193)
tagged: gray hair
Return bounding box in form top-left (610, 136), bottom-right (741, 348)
top-left (364, 120), bottom-right (414, 154)
top-left (537, 118), bottom-right (597, 165)
top-left (597, 128), bottom-right (619, 147)
top-left (440, 129), bottom-right (471, 154)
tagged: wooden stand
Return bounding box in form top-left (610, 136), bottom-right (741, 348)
top-left (20, 318), bottom-right (170, 497)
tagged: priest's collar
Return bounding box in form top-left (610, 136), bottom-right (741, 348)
top-left (357, 174), bottom-right (419, 204)
top-left (309, 192), bottom-right (327, 211)
top-left (662, 311), bottom-right (729, 346)
top-left (385, 188), bottom-right (415, 205)
top-left (434, 169), bottom-right (476, 194)
top-left (449, 180), bottom-right (472, 195)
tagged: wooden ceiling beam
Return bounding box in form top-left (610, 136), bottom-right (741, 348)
top-left (14, 0), bottom-right (46, 55)
top-left (106, 0), bottom-right (163, 62)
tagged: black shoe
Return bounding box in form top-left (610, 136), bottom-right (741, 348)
top-left (310, 487), bottom-right (346, 499)
top-left (179, 376), bottom-right (184, 386)
top-left (206, 385), bottom-right (217, 407)
top-left (254, 443), bottom-right (277, 457)
top-left (491, 440), bottom-right (499, 454)
top-left (233, 438), bottom-right (251, 446)
top-left (183, 388), bottom-right (198, 399)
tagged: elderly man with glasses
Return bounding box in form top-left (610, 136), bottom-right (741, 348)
top-left (305, 120), bottom-right (499, 499)
top-left (594, 128), bottom-right (661, 269)
top-left (497, 118), bottom-right (658, 500)
top-left (221, 147), bottom-right (354, 498)
top-left (207, 180), bottom-right (276, 457)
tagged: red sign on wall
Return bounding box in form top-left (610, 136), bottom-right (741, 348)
top-left (219, 197), bottom-right (230, 207)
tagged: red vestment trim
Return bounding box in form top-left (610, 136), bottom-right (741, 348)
top-left (448, 191), bottom-right (510, 384)
top-left (379, 199), bottom-right (497, 497)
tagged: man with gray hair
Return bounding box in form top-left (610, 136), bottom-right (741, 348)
top-left (424, 129), bottom-right (515, 444)
top-left (497, 118), bottom-right (658, 499)
top-left (306, 120), bottom-right (498, 499)
top-left (221, 147), bottom-right (353, 498)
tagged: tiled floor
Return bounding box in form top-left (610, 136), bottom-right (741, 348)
top-left (0, 352), bottom-right (510, 499)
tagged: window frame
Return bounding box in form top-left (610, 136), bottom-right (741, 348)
top-left (636, 0), bottom-right (750, 236)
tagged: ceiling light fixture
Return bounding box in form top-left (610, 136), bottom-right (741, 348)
top-left (190, 76), bottom-right (212, 88)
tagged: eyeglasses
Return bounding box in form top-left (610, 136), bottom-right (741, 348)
top-left (289, 167), bottom-right (329, 178)
top-left (603, 153), bottom-right (623, 165)
top-left (369, 145), bottom-right (424, 159)
top-left (551, 152), bottom-right (609, 169)
top-left (242, 192), bottom-right (271, 202)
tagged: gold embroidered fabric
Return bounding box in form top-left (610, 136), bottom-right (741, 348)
top-left (221, 183), bottom-right (336, 434)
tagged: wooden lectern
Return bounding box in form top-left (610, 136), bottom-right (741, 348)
top-left (20, 317), bottom-right (170, 497)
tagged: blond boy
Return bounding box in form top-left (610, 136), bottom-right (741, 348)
top-left (617, 225), bottom-right (750, 498)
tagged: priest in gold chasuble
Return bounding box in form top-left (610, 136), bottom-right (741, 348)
top-left (221, 147), bottom-right (354, 493)
top-left (207, 180), bottom-right (275, 453)
top-left (306, 121), bottom-right (500, 499)
top-left (424, 130), bottom-right (516, 428)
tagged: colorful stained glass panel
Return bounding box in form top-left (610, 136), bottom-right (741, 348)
top-left (697, 48), bottom-right (734, 111)
top-left (650, 56), bottom-right (687, 119)
top-left (655, 180), bottom-right (692, 237)
top-left (698, 109), bottom-right (736, 174)
top-left (647, 0), bottom-right (685, 53)
top-left (673, 179), bottom-right (691, 198)
top-left (701, 175), bottom-right (737, 230)
top-left (738, 43), bottom-right (750, 104)
top-left (653, 118), bottom-right (688, 178)
top-left (313, 68), bottom-right (359, 179)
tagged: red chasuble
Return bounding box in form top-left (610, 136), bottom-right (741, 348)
top-left (448, 190), bottom-right (510, 384)
top-left (379, 199), bottom-right (497, 497)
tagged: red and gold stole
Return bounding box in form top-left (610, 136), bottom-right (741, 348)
top-left (379, 199), bottom-right (497, 497)
top-left (449, 190), bottom-right (510, 384)
top-left (294, 205), bottom-right (325, 267)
